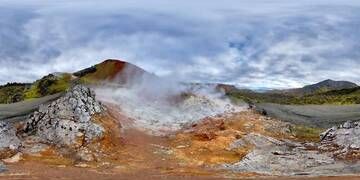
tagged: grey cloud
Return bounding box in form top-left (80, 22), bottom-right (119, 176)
top-left (0, 1), bottom-right (360, 89)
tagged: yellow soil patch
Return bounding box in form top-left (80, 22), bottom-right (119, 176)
top-left (170, 111), bottom-right (301, 166)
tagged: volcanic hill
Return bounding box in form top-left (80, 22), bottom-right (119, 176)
top-left (73, 59), bottom-right (150, 84)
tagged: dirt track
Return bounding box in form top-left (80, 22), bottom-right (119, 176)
top-left (256, 103), bottom-right (360, 128)
top-left (0, 93), bottom-right (62, 122)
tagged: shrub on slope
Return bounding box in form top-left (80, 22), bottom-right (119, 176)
top-left (24, 73), bottom-right (72, 100)
top-left (0, 83), bottom-right (30, 104)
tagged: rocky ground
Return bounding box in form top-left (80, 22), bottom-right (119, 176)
top-left (0, 85), bottom-right (359, 179)
top-left (0, 85), bottom-right (114, 170)
top-left (170, 112), bottom-right (360, 177)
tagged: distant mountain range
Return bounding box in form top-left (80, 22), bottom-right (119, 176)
top-left (1, 59), bottom-right (359, 105)
top-left (269, 79), bottom-right (358, 96)
top-left (227, 79), bottom-right (360, 105)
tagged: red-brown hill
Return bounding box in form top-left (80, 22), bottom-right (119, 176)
top-left (73, 59), bottom-right (150, 84)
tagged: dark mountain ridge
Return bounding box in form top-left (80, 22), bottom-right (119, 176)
top-left (228, 79), bottom-right (360, 105)
top-left (270, 79), bottom-right (358, 96)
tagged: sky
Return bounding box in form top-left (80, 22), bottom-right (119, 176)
top-left (1, 0), bottom-right (360, 89)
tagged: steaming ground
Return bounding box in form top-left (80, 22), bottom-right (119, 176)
top-left (95, 83), bottom-right (246, 134)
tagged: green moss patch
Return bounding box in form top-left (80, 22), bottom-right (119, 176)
top-left (289, 125), bottom-right (323, 142)
top-left (0, 83), bottom-right (30, 104)
top-left (24, 73), bottom-right (72, 100)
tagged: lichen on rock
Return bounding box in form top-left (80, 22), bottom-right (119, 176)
top-left (23, 85), bottom-right (105, 148)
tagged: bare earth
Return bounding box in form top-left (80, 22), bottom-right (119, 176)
top-left (0, 108), bottom-right (359, 179)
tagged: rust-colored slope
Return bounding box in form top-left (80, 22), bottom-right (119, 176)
top-left (170, 111), bottom-right (302, 166)
top-left (75, 59), bottom-right (148, 84)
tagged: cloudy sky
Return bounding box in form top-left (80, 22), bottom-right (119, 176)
top-left (1, 0), bottom-right (360, 89)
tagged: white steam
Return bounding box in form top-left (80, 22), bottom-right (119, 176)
top-left (94, 65), bottom-right (246, 134)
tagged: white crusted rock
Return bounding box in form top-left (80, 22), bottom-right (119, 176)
top-left (23, 85), bottom-right (105, 148)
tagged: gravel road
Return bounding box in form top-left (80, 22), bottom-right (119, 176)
top-left (256, 103), bottom-right (360, 128)
top-left (0, 93), bottom-right (63, 122)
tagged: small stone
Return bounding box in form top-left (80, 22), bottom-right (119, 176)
top-left (342, 121), bottom-right (354, 129)
top-left (176, 145), bottom-right (187, 149)
top-left (320, 127), bottom-right (336, 141)
top-left (2, 153), bottom-right (22, 163)
top-left (75, 163), bottom-right (90, 168)
top-left (9, 144), bottom-right (19, 150)
top-left (272, 151), bottom-right (285, 155)
top-left (76, 148), bottom-right (95, 162)
top-left (76, 132), bottom-right (84, 137)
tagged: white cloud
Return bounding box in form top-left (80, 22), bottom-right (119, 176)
top-left (0, 1), bottom-right (360, 88)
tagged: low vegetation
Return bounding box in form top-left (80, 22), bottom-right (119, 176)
top-left (289, 125), bottom-right (323, 142)
top-left (0, 74), bottom-right (72, 104)
top-left (24, 73), bottom-right (72, 100)
top-left (0, 83), bottom-right (30, 104)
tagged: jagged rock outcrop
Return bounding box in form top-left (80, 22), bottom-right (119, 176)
top-left (23, 85), bottom-right (104, 148)
top-left (319, 121), bottom-right (360, 159)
